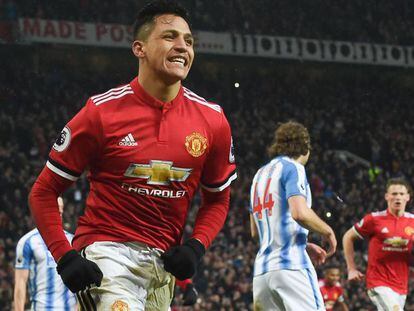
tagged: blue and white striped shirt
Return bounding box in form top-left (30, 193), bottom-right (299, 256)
top-left (15, 229), bottom-right (77, 310)
top-left (250, 156), bottom-right (313, 276)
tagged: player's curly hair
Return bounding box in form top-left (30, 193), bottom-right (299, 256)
top-left (133, 0), bottom-right (191, 40)
top-left (267, 121), bottom-right (311, 159)
top-left (386, 178), bottom-right (412, 195)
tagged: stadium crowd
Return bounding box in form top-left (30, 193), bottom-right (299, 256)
top-left (1, 0), bottom-right (414, 44)
top-left (2, 49), bottom-right (414, 309)
top-left (2, 1), bottom-right (414, 310)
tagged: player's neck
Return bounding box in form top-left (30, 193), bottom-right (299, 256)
top-left (294, 155), bottom-right (307, 166)
top-left (388, 207), bottom-right (404, 217)
top-left (138, 73), bottom-right (181, 103)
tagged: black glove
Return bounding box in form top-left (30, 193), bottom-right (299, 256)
top-left (161, 239), bottom-right (205, 280)
top-left (56, 250), bottom-right (103, 293)
top-left (182, 283), bottom-right (198, 306)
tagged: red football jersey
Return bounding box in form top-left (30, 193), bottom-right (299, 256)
top-left (319, 279), bottom-right (344, 311)
top-left (47, 78), bottom-right (237, 251)
top-left (354, 209), bottom-right (414, 294)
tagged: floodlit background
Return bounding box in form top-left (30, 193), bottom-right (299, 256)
top-left (2, 1), bottom-right (414, 310)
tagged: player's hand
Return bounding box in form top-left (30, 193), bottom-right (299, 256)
top-left (161, 239), bottom-right (205, 280)
top-left (57, 250), bottom-right (103, 293)
top-left (306, 242), bottom-right (327, 266)
top-left (182, 283), bottom-right (198, 306)
top-left (323, 230), bottom-right (337, 258)
top-left (347, 269), bottom-right (364, 282)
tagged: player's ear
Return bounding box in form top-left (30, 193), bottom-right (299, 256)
top-left (132, 40), bottom-right (146, 58)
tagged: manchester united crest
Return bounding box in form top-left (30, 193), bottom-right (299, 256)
top-left (185, 132), bottom-right (208, 157)
top-left (111, 300), bottom-right (129, 311)
top-left (405, 226), bottom-right (414, 236)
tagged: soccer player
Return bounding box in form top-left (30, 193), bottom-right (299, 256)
top-left (319, 266), bottom-right (348, 311)
top-left (28, 1), bottom-right (237, 310)
top-left (14, 197), bottom-right (77, 311)
top-left (343, 178), bottom-right (414, 311)
top-left (250, 121), bottom-right (336, 311)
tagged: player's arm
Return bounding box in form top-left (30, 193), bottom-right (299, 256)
top-left (162, 187), bottom-right (231, 280)
top-left (306, 242), bottom-right (327, 266)
top-left (289, 195), bottom-right (337, 257)
top-left (29, 100), bottom-right (103, 293)
top-left (250, 214), bottom-right (258, 239)
top-left (335, 300), bottom-right (349, 311)
top-left (162, 110), bottom-right (236, 280)
top-left (342, 227), bottom-right (364, 281)
top-left (13, 269), bottom-right (29, 311)
top-left (29, 168), bottom-right (74, 261)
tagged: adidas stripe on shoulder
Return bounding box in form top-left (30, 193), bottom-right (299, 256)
top-left (183, 87), bottom-right (222, 113)
top-left (91, 84), bottom-right (134, 106)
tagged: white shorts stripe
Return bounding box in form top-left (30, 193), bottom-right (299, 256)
top-left (46, 161), bottom-right (78, 181)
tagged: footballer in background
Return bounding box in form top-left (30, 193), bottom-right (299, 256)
top-left (319, 265), bottom-right (348, 311)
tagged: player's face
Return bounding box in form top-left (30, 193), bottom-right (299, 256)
top-left (385, 184), bottom-right (410, 214)
top-left (138, 14), bottom-right (194, 84)
top-left (325, 268), bottom-right (340, 286)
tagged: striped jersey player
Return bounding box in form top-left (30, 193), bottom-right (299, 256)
top-left (14, 229), bottom-right (76, 310)
top-left (250, 121), bottom-right (336, 311)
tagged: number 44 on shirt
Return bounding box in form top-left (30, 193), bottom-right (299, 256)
top-left (252, 178), bottom-right (274, 220)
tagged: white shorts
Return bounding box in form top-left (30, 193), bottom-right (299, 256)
top-left (253, 268), bottom-right (325, 311)
top-left (76, 241), bottom-right (175, 311)
top-left (368, 286), bottom-right (406, 311)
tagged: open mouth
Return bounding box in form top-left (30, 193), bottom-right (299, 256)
top-left (168, 56), bottom-right (187, 67)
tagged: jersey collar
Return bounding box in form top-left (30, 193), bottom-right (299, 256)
top-left (130, 77), bottom-right (183, 110)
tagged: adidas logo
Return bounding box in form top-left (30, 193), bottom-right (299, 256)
top-left (381, 227), bottom-right (389, 233)
top-left (119, 133), bottom-right (138, 146)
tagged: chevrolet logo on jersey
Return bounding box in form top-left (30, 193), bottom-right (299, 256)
top-left (383, 237), bottom-right (409, 247)
top-left (124, 160), bottom-right (192, 185)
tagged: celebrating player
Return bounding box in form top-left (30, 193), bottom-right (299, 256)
top-left (28, 1), bottom-right (237, 310)
top-left (319, 265), bottom-right (348, 311)
top-left (14, 197), bottom-right (76, 311)
top-left (343, 178), bottom-right (413, 311)
top-left (250, 121), bottom-right (336, 311)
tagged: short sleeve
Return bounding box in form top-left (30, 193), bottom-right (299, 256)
top-left (15, 237), bottom-right (32, 270)
top-left (47, 99), bottom-right (103, 181)
top-left (200, 112), bottom-right (237, 192)
top-left (353, 213), bottom-right (374, 239)
top-left (283, 163), bottom-right (307, 199)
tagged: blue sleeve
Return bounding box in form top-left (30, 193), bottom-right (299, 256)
top-left (283, 163), bottom-right (307, 200)
top-left (15, 238), bottom-right (33, 269)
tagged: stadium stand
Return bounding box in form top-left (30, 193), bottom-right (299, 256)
top-left (2, 1), bottom-right (414, 310)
